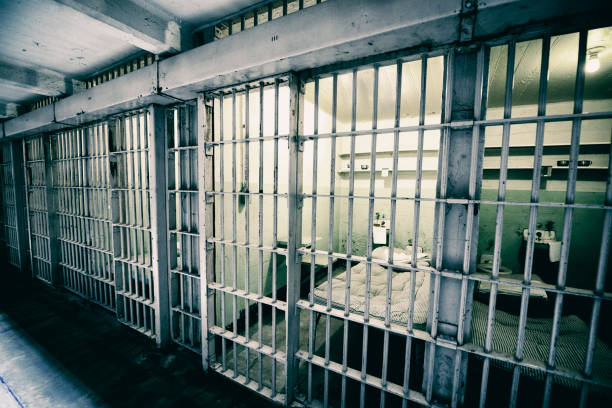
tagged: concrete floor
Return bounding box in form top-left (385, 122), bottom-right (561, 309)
top-left (0, 274), bottom-right (271, 408)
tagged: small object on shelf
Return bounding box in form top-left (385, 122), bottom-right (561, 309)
top-left (361, 164), bottom-right (368, 170)
top-left (541, 166), bottom-right (552, 177)
top-left (557, 160), bottom-right (569, 167)
top-left (578, 160), bottom-right (592, 167)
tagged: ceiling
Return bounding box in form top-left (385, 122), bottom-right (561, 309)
top-left (0, 1), bottom-right (610, 120)
top-left (0, 0), bottom-right (263, 116)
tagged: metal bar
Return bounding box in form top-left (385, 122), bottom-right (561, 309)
top-left (361, 63), bottom-right (379, 408)
top-left (271, 77), bottom-right (280, 397)
top-left (10, 140), bottom-right (29, 275)
top-left (403, 57), bottom-right (428, 408)
top-left (381, 61), bottom-right (402, 407)
top-left (324, 72), bottom-right (337, 408)
top-left (231, 88), bottom-right (238, 377)
top-left (341, 68), bottom-right (358, 408)
top-left (43, 134), bottom-right (61, 286)
top-left (244, 85), bottom-right (251, 383)
top-left (148, 105), bottom-right (170, 347)
top-left (307, 77), bottom-right (319, 404)
top-left (286, 72), bottom-right (304, 406)
top-left (257, 81), bottom-right (265, 392)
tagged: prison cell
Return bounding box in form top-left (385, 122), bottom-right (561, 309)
top-left (193, 26), bottom-right (612, 407)
top-left (201, 77), bottom-right (295, 404)
top-left (1, 19), bottom-right (611, 408)
top-left (109, 110), bottom-right (159, 338)
top-left (167, 102), bottom-right (203, 353)
top-left (51, 124), bottom-right (115, 311)
top-left (24, 136), bottom-right (53, 283)
top-left (0, 143), bottom-right (20, 268)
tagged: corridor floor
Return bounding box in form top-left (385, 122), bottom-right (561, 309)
top-left (0, 275), bottom-right (271, 408)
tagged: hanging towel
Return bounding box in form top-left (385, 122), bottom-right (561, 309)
top-left (548, 240), bottom-right (562, 263)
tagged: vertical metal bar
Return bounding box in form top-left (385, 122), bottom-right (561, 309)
top-left (427, 46), bottom-right (482, 405)
top-left (452, 46), bottom-right (487, 408)
top-left (342, 68), bottom-right (358, 408)
top-left (510, 39), bottom-right (548, 408)
top-left (43, 134), bottom-right (61, 286)
top-left (257, 82), bottom-right (264, 391)
top-left (199, 94), bottom-right (216, 370)
top-left (219, 94), bottom-right (227, 371)
top-left (360, 63), bottom-right (379, 408)
top-left (148, 105), bottom-right (170, 347)
top-left (22, 139), bottom-right (33, 276)
top-left (10, 140), bottom-right (29, 276)
top-left (231, 88), bottom-right (238, 377)
top-left (244, 86), bottom-right (251, 383)
top-left (526, 37), bottom-right (558, 408)
top-left (403, 57), bottom-right (427, 408)
top-left (271, 78), bottom-right (280, 397)
top-left (381, 61), bottom-right (402, 408)
top-left (324, 72), bottom-right (338, 408)
top-left (307, 76), bottom-right (319, 404)
top-left (286, 72), bottom-right (304, 406)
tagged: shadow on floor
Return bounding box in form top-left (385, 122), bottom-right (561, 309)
top-left (0, 274), bottom-right (271, 408)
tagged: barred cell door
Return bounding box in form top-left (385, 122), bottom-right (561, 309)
top-left (109, 108), bottom-right (170, 347)
top-left (23, 135), bottom-right (54, 283)
top-left (199, 75), bottom-right (302, 404)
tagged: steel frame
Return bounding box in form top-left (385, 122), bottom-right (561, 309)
top-left (51, 123), bottom-right (115, 310)
top-left (0, 18), bottom-right (610, 408)
top-left (197, 28), bottom-right (612, 408)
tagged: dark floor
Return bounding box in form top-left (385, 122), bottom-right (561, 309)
top-left (0, 272), bottom-right (272, 408)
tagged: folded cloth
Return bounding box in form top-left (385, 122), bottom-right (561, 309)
top-left (372, 246), bottom-right (430, 265)
top-left (547, 240), bottom-right (562, 262)
top-left (478, 273), bottom-right (548, 299)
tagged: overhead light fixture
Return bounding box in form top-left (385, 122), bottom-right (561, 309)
top-left (586, 46), bottom-right (604, 73)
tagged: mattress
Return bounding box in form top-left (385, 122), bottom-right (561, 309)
top-left (470, 300), bottom-right (612, 390)
top-left (313, 260), bottom-right (433, 325)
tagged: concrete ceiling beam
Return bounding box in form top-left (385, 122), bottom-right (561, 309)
top-left (53, 0), bottom-right (183, 55)
top-left (0, 60), bottom-right (85, 97)
top-left (0, 103), bottom-right (20, 119)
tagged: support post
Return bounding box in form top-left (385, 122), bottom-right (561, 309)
top-left (198, 93), bottom-right (216, 369)
top-left (148, 105), bottom-right (170, 347)
top-left (10, 140), bottom-right (29, 276)
top-left (43, 134), bottom-right (61, 286)
top-left (286, 73), bottom-right (304, 404)
top-left (425, 47), bottom-right (486, 405)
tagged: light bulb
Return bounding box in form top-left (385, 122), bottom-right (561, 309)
top-left (585, 53), bottom-right (600, 73)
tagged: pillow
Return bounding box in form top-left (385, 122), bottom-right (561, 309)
top-left (372, 246), bottom-right (411, 264)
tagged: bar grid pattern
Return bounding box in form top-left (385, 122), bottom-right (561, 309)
top-left (472, 33), bottom-right (612, 408)
top-left (291, 32), bottom-right (612, 408)
top-left (203, 77), bottom-right (291, 404)
top-left (52, 124), bottom-right (115, 311)
top-left (295, 56), bottom-right (445, 408)
top-left (24, 136), bottom-right (52, 283)
top-left (0, 143), bottom-right (20, 268)
top-left (167, 102), bottom-right (202, 353)
top-left (110, 111), bottom-right (156, 338)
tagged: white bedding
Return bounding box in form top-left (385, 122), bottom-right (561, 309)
top-left (478, 273), bottom-right (549, 299)
top-left (313, 260), bottom-right (433, 325)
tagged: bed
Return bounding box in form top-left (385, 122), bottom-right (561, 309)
top-left (312, 246), bottom-right (433, 326)
top-left (311, 246), bottom-right (612, 392)
top-left (470, 300), bottom-right (612, 391)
